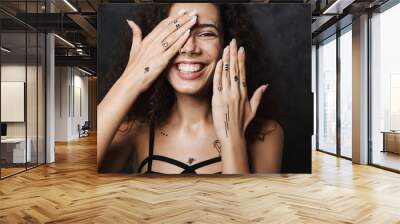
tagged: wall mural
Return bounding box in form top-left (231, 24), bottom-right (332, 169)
top-left (97, 3), bottom-right (312, 174)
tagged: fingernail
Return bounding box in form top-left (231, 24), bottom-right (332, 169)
top-left (188, 10), bottom-right (198, 16)
top-left (263, 84), bottom-right (269, 92)
top-left (126, 19), bottom-right (133, 26)
top-left (185, 29), bottom-right (191, 35)
top-left (190, 15), bottom-right (197, 23)
top-left (239, 46), bottom-right (244, 53)
top-left (263, 83), bottom-right (269, 92)
top-left (178, 9), bottom-right (186, 15)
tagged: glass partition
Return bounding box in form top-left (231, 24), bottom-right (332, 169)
top-left (370, 2), bottom-right (400, 171)
top-left (0, 1), bottom-right (46, 179)
top-left (339, 27), bottom-right (352, 158)
top-left (1, 30), bottom-right (28, 177)
top-left (317, 35), bottom-right (337, 154)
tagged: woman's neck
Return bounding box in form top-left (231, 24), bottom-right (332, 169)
top-left (169, 93), bottom-right (212, 129)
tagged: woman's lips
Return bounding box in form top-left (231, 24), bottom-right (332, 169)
top-left (175, 63), bottom-right (206, 80)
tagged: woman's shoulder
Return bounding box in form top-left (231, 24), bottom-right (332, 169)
top-left (254, 119), bottom-right (284, 142)
top-left (114, 119), bottom-right (150, 144)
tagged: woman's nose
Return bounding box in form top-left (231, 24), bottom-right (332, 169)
top-left (179, 35), bottom-right (200, 55)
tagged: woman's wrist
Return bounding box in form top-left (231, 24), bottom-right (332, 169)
top-left (220, 133), bottom-right (250, 174)
top-left (120, 69), bottom-right (149, 95)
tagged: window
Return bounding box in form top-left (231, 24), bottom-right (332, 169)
top-left (339, 27), bottom-right (352, 158)
top-left (317, 36), bottom-right (337, 154)
top-left (370, 2), bottom-right (400, 171)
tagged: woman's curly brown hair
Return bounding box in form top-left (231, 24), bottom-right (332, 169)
top-left (105, 3), bottom-right (280, 141)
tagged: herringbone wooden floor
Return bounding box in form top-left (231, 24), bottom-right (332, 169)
top-left (1, 135), bottom-right (399, 224)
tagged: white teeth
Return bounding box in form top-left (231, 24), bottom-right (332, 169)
top-left (177, 63), bottom-right (203, 73)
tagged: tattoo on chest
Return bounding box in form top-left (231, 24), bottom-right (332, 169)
top-left (160, 130), bottom-right (168, 136)
top-left (187, 157), bottom-right (195, 165)
top-left (224, 105), bottom-right (230, 138)
top-left (213, 139), bottom-right (222, 155)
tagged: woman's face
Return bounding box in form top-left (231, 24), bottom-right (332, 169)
top-left (166, 3), bottom-right (222, 96)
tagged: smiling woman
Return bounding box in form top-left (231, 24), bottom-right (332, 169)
top-left (97, 3), bottom-right (284, 174)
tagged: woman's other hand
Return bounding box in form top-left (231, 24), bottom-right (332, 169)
top-left (123, 10), bottom-right (198, 93)
top-left (211, 39), bottom-right (268, 173)
top-left (212, 38), bottom-right (268, 142)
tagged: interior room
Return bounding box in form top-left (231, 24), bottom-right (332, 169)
top-left (0, 0), bottom-right (399, 223)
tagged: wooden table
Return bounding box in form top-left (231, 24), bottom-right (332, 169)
top-left (381, 131), bottom-right (400, 154)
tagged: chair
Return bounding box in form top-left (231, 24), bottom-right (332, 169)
top-left (79, 121), bottom-right (90, 138)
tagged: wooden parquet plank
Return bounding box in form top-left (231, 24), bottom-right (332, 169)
top-left (0, 134), bottom-right (399, 223)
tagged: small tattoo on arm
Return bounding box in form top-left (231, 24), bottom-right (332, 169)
top-left (187, 157), bottom-right (195, 165)
top-left (224, 105), bottom-right (230, 138)
top-left (144, 66), bottom-right (150, 73)
top-left (213, 140), bottom-right (222, 155)
top-left (256, 132), bottom-right (267, 141)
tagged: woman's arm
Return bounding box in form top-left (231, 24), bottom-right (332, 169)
top-left (248, 120), bottom-right (284, 173)
top-left (212, 39), bottom-right (268, 174)
top-left (97, 11), bottom-right (198, 166)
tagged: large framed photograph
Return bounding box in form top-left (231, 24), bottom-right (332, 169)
top-left (97, 3), bottom-right (312, 174)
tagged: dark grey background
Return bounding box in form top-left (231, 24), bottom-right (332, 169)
top-left (98, 3), bottom-right (312, 173)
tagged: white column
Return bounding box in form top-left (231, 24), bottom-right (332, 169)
top-left (46, 1), bottom-right (55, 163)
top-left (352, 14), bottom-right (369, 164)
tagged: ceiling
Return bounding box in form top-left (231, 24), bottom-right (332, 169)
top-left (0, 0), bottom-right (392, 75)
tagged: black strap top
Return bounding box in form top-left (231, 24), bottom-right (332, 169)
top-left (137, 123), bottom-right (222, 174)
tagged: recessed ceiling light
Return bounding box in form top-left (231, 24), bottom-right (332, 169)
top-left (63, 0), bottom-right (78, 12)
top-left (54, 34), bottom-right (75, 48)
top-left (77, 67), bottom-right (93, 76)
top-left (1, 47), bottom-right (11, 53)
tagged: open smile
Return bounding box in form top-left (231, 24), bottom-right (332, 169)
top-left (175, 62), bottom-right (207, 80)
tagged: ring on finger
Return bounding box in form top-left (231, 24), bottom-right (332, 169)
top-left (162, 41), bottom-right (169, 49)
top-left (242, 81), bottom-right (246, 87)
top-left (223, 64), bottom-right (229, 71)
top-left (218, 84), bottom-right (223, 91)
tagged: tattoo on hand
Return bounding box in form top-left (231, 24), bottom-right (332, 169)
top-left (213, 139), bottom-right (222, 155)
top-left (224, 105), bottom-right (230, 138)
top-left (144, 66), bottom-right (150, 73)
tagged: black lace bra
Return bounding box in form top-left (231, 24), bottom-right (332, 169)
top-left (137, 124), bottom-right (222, 174)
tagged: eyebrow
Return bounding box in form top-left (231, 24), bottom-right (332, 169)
top-left (193, 23), bottom-right (219, 31)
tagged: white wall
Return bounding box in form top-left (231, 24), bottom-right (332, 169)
top-left (1, 65), bottom-right (40, 137)
top-left (55, 67), bottom-right (69, 141)
top-left (54, 67), bottom-right (89, 141)
top-left (1, 63), bottom-right (46, 163)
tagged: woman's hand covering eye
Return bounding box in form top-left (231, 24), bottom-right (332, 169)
top-left (124, 10), bottom-right (198, 92)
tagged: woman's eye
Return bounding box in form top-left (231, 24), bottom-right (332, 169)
top-left (198, 32), bottom-right (217, 38)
